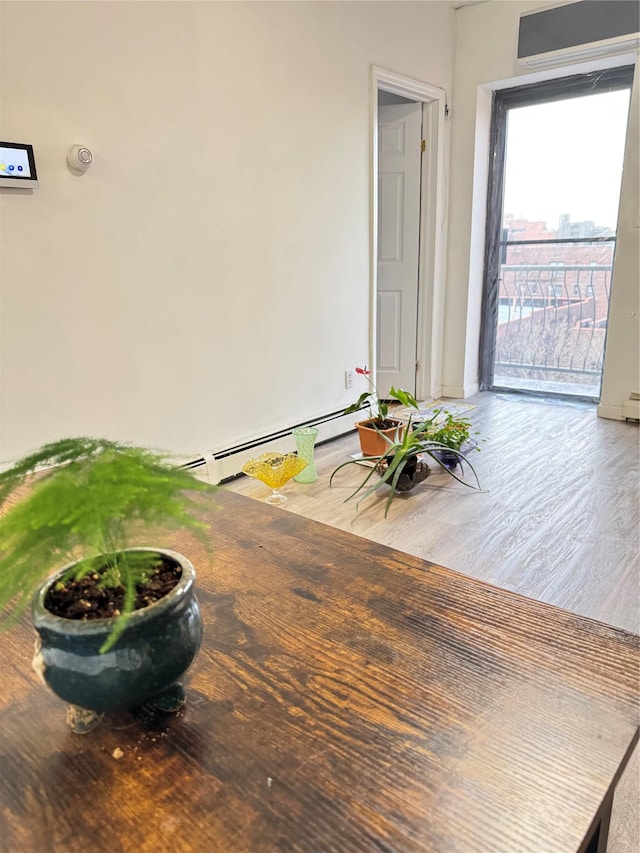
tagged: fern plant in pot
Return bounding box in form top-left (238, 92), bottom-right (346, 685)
top-left (0, 437), bottom-right (215, 733)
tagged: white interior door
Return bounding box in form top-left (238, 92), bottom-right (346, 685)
top-left (377, 101), bottom-right (422, 398)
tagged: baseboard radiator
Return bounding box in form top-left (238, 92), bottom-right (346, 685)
top-left (622, 392), bottom-right (640, 422)
top-left (181, 409), bottom-right (360, 485)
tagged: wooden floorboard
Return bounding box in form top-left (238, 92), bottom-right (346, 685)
top-left (224, 390), bottom-right (639, 853)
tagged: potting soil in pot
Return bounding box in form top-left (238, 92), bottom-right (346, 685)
top-left (44, 555), bottom-right (181, 621)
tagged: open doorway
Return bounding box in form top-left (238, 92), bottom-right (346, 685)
top-left (372, 67), bottom-right (448, 404)
top-left (479, 65), bottom-right (634, 401)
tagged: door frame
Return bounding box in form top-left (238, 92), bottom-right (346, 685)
top-left (478, 64), bottom-right (635, 400)
top-left (371, 66), bottom-right (448, 401)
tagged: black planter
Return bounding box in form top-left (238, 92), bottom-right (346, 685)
top-left (376, 457), bottom-right (431, 492)
top-left (32, 548), bottom-right (202, 716)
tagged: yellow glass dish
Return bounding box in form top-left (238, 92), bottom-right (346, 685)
top-left (241, 453), bottom-right (307, 506)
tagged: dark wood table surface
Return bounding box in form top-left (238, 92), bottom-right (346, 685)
top-left (0, 489), bottom-right (638, 853)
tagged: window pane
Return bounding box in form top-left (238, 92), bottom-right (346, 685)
top-left (495, 241), bottom-right (614, 398)
top-left (502, 89), bottom-right (631, 237)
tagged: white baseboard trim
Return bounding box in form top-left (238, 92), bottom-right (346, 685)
top-left (599, 399), bottom-right (640, 421)
top-left (441, 385), bottom-right (464, 398)
top-left (597, 404), bottom-right (623, 420)
top-left (441, 382), bottom-right (479, 399)
top-left (622, 397), bottom-right (640, 421)
top-left (464, 382), bottom-right (480, 398)
top-left (183, 410), bottom-right (360, 485)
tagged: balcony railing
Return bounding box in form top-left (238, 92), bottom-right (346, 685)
top-left (493, 262), bottom-right (612, 398)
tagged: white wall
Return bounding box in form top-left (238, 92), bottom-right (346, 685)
top-left (0, 1), bottom-right (454, 461)
top-left (599, 66), bottom-right (640, 419)
top-left (445, 0), bottom-right (639, 412)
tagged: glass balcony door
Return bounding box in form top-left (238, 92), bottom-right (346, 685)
top-left (480, 66), bottom-right (633, 401)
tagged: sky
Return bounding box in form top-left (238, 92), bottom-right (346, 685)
top-left (502, 88), bottom-right (631, 232)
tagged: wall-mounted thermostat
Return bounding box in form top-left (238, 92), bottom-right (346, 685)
top-left (0, 142), bottom-right (38, 188)
top-left (67, 145), bottom-right (93, 174)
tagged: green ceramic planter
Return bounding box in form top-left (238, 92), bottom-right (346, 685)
top-left (31, 548), bottom-right (202, 714)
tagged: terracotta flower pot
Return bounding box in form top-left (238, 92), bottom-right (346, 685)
top-left (32, 548), bottom-right (202, 726)
top-left (356, 418), bottom-right (404, 457)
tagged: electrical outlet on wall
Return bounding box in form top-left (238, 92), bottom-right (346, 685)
top-left (345, 370), bottom-right (354, 390)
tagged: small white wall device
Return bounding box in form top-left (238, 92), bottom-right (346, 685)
top-left (0, 142), bottom-right (38, 188)
top-left (67, 145), bottom-right (93, 174)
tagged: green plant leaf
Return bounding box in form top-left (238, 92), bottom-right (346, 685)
top-left (388, 387), bottom-right (419, 410)
top-left (344, 392), bottom-right (372, 415)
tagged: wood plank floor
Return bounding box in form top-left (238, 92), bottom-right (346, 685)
top-left (224, 391), bottom-right (639, 853)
